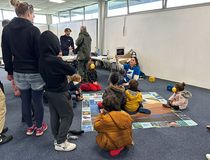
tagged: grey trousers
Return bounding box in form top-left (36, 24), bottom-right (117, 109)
top-left (45, 91), bottom-right (74, 144)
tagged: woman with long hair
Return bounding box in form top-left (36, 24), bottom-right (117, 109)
top-left (2, 0), bottom-right (47, 136)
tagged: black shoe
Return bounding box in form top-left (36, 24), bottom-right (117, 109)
top-left (2, 127), bottom-right (8, 134)
top-left (68, 130), bottom-right (84, 135)
top-left (0, 134), bottom-right (13, 145)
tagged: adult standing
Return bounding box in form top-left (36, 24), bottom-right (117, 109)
top-left (2, 0), bottom-right (47, 136)
top-left (76, 26), bottom-right (92, 82)
top-left (0, 19), bottom-right (13, 145)
top-left (60, 28), bottom-right (74, 56)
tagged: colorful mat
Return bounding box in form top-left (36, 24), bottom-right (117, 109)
top-left (81, 92), bottom-right (197, 132)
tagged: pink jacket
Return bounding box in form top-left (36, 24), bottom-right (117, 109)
top-left (169, 90), bottom-right (192, 110)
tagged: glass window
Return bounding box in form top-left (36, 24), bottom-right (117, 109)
top-left (107, 0), bottom-right (128, 17)
top-left (59, 11), bottom-right (70, 23)
top-left (34, 14), bottom-right (47, 24)
top-left (2, 10), bottom-right (16, 20)
top-left (0, 10), bottom-right (2, 21)
top-left (52, 14), bottom-right (59, 24)
top-left (167, 0), bottom-right (210, 8)
top-left (71, 8), bottom-right (84, 21)
top-left (129, 0), bottom-right (162, 13)
top-left (85, 4), bottom-right (98, 20)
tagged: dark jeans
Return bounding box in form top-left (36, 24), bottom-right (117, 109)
top-left (45, 91), bottom-right (74, 144)
top-left (127, 104), bottom-right (151, 115)
top-left (20, 89), bottom-right (44, 128)
top-left (168, 101), bottom-right (180, 110)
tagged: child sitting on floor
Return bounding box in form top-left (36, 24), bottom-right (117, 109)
top-left (67, 74), bottom-right (83, 101)
top-left (101, 72), bottom-right (126, 111)
top-left (80, 61), bottom-right (101, 91)
top-left (94, 95), bottom-right (133, 157)
top-left (163, 82), bottom-right (192, 110)
top-left (124, 79), bottom-right (151, 114)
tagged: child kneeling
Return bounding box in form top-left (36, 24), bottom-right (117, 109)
top-left (80, 61), bottom-right (101, 91)
top-left (94, 96), bottom-right (133, 157)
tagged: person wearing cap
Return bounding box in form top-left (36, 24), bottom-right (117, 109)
top-left (60, 28), bottom-right (74, 56)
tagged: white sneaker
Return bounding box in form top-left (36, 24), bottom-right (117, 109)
top-left (54, 140), bottom-right (76, 152)
top-left (206, 154), bottom-right (210, 160)
top-left (54, 140), bottom-right (57, 145)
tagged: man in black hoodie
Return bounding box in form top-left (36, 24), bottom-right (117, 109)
top-left (39, 31), bottom-right (76, 152)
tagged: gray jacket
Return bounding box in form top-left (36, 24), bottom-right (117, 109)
top-left (76, 31), bottom-right (92, 61)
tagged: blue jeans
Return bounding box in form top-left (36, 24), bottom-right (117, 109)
top-left (13, 72), bottom-right (45, 128)
top-left (13, 72), bottom-right (45, 90)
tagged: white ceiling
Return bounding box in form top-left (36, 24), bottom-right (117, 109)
top-left (0, 0), bottom-right (99, 14)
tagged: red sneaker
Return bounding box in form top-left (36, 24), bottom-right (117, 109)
top-left (109, 147), bottom-right (124, 157)
top-left (26, 124), bottom-right (37, 136)
top-left (36, 123), bottom-right (48, 136)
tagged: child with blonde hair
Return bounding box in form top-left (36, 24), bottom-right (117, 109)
top-left (67, 74), bottom-right (83, 102)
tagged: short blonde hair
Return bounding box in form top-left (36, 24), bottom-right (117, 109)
top-left (68, 74), bottom-right (81, 82)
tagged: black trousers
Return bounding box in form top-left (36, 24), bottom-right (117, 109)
top-left (45, 91), bottom-right (74, 144)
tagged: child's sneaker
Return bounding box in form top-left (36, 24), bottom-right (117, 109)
top-left (206, 154), bottom-right (210, 160)
top-left (109, 147), bottom-right (124, 157)
top-left (26, 124), bottom-right (37, 135)
top-left (36, 123), bottom-right (48, 136)
top-left (206, 125), bottom-right (210, 130)
top-left (76, 96), bottom-right (83, 101)
top-left (54, 140), bottom-right (76, 151)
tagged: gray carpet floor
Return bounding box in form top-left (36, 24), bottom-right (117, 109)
top-left (0, 68), bottom-right (210, 160)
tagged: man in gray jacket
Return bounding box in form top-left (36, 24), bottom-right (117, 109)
top-left (76, 26), bottom-right (92, 81)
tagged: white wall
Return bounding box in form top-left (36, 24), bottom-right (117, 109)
top-left (104, 5), bottom-right (210, 89)
top-left (0, 23), bottom-right (48, 58)
top-left (49, 19), bottom-right (97, 52)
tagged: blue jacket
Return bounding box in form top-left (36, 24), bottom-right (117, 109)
top-left (123, 64), bottom-right (141, 82)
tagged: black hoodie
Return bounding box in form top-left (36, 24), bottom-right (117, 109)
top-left (39, 31), bottom-right (76, 92)
top-left (2, 17), bottom-right (41, 75)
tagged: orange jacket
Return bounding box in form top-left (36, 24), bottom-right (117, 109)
top-left (94, 111), bottom-right (133, 150)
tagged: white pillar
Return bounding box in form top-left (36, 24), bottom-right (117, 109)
top-left (98, 0), bottom-right (106, 55)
